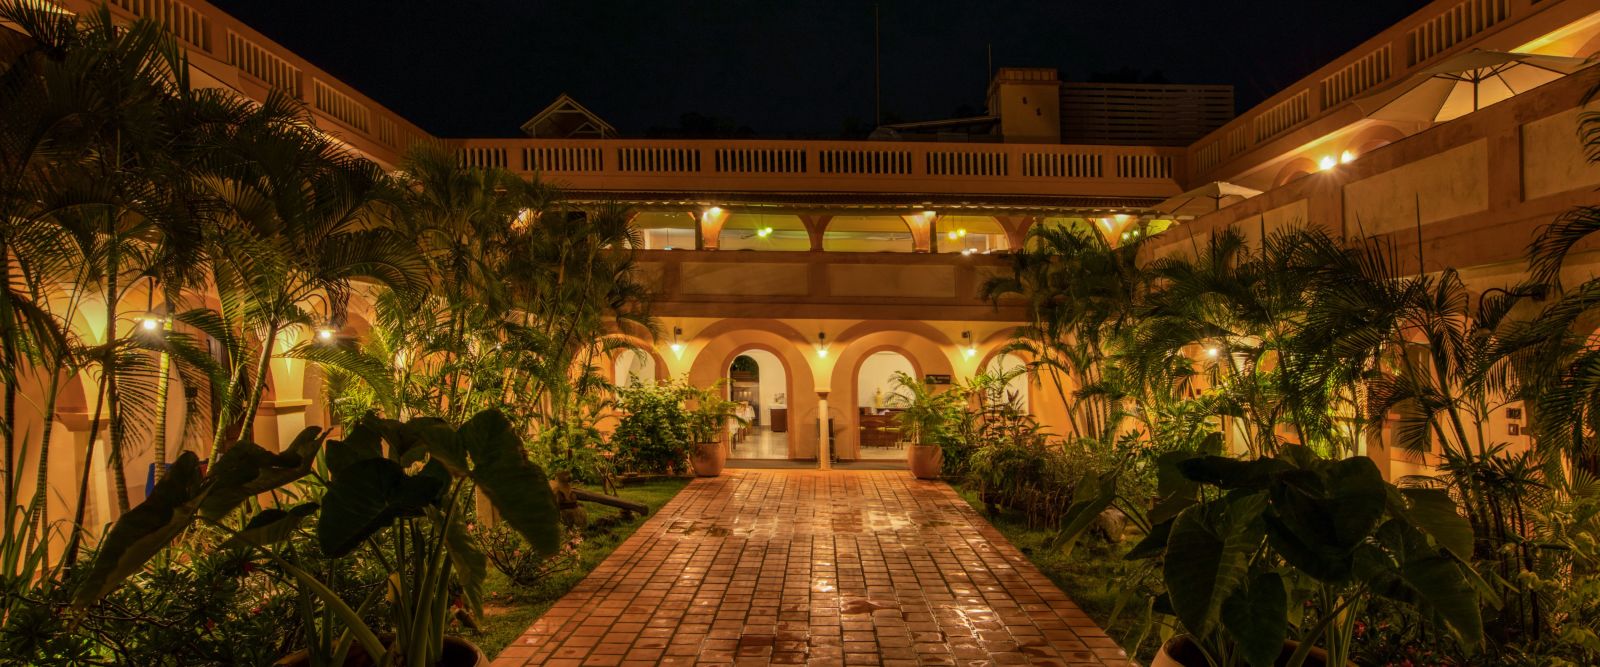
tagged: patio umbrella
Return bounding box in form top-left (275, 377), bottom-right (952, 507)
top-left (1154, 181), bottom-right (1262, 218)
top-left (1357, 50), bottom-right (1590, 123)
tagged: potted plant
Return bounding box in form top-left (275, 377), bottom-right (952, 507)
top-left (1127, 446), bottom-right (1483, 667)
top-left (683, 379), bottom-right (748, 477)
top-left (888, 371), bottom-right (964, 479)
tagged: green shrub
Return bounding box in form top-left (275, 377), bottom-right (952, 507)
top-left (611, 379), bottom-right (692, 474)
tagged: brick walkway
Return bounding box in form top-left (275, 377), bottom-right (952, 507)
top-left (492, 471), bottom-right (1133, 666)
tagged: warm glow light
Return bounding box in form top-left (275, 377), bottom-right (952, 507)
top-left (922, 210), bottom-right (937, 219)
top-left (1340, 150), bottom-right (1355, 164)
top-left (816, 347), bottom-right (829, 358)
top-left (316, 327), bottom-right (336, 342)
top-left (1319, 155), bottom-right (1337, 171)
top-left (963, 346), bottom-right (977, 360)
top-left (1206, 347), bottom-right (1219, 358)
top-left (140, 318), bottom-right (160, 332)
top-left (756, 226), bottom-right (773, 238)
top-left (947, 230), bottom-right (959, 240)
top-left (961, 248), bottom-right (976, 255)
top-left (707, 206), bottom-right (722, 215)
top-left (1113, 214), bottom-right (1129, 223)
top-left (669, 342), bottom-right (685, 358)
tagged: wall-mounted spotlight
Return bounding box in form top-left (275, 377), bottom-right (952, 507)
top-left (669, 326), bottom-right (685, 359)
top-left (816, 331), bottom-right (830, 358)
top-left (961, 330), bottom-right (977, 360)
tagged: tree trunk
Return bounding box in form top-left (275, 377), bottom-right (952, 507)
top-left (239, 320), bottom-right (279, 446)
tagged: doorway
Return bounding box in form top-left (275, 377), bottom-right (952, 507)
top-left (725, 349), bottom-right (790, 460)
top-left (853, 350), bottom-right (916, 462)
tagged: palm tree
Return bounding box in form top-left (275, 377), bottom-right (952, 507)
top-left (982, 220), bottom-right (1149, 442)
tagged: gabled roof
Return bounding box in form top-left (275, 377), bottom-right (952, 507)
top-left (520, 93), bottom-right (618, 139)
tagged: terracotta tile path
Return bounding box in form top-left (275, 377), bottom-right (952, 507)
top-left (491, 470), bottom-right (1133, 666)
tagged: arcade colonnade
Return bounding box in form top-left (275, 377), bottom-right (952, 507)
top-left (603, 317), bottom-right (1064, 462)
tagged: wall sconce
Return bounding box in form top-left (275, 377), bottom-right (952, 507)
top-left (669, 326), bottom-right (685, 359)
top-left (815, 331), bottom-right (830, 358)
top-left (315, 323), bottom-right (338, 344)
top-left (136, 311), bottom-right (168, 334)
top-left (1340, 150), bottom-right (1355, 164)
top-left (1205, 347), bottom-right (1219, 358)
top-left (756, 226), bottom-right (773, 238)
top-left (1318, 155), bottom-right (1337, 171)
top-left (961, 330), bottom-right (976, 360)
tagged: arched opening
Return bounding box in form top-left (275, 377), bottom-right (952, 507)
top-left (822, 215), bottom-right (915, 252)
top-left (1274, 157), bottom-right (1319, 187)
top-left (612, 347), bottom-right (657, 387)
top-left (630, 211), bottom-right (697, 250)
top-left (854, 350), bottom-right (917, 461)
top-left (940, 215), bottom-right (1010, 254)
top-left (720, 214), bottom-right (809, 251)
top-left (725, 348), bottom-right (791, 460)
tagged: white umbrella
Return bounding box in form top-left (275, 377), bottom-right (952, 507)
top-left (1358, 50), bottom-right (1590, 123)
top-left (1154, 181), bottom-right (1262, 218)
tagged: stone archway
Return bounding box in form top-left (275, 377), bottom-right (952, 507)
top-left (687, 320), bottom-right (821, 461)
top-left (831, 325), bottom-right (955, 461)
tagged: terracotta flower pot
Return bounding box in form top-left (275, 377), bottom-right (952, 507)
top-left (691, 441), bottom-right (726, 477)
top-left (275, 635), bottom-right (488, 666)
top-left (1152, 635), bottom-right (1343, 667)
top-left (907, 443), bottom-right (942, 479)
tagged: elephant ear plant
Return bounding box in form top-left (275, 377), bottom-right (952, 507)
top-left (299, 409), bottom-right (562, 666)
top-left (71, 409), bottom-right (561, 667)
top-left (1127, 445), bottom-right (1485, 667)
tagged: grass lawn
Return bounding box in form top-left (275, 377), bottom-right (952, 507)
top-left (471, 477), bottom-right (691, 658)
top-left (955, 487), bottom-right (1163, 662)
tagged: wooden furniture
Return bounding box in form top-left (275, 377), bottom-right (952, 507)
top-left (769, 407), bottom-right (788, 433)
top-left (859, 410), bottom-right (903, 449)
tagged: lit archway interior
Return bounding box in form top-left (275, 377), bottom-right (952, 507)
top-left (856, 350), bottom-right (916, 461)
top-left (613, 348), bottom-right (656, 387)
top-left (941, 215), bottom-right (1009, 254)
top-left (720, 213), bottom-right (809, 251)
top-left (726, 349), bottom-right (789, 459)
top-left (822, 215), bottom-right (914, 253)
top-left (631, 211), bottom-right (696, 249)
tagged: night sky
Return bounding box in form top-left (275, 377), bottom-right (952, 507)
top-left (208, 1), bottom-right (1433, 139)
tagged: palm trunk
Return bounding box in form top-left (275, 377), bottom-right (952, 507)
top-left (239, 320), bottom-right (280, 446)
top-left (29, 368), bottom-right (63, 546)
top-left (152, 346), bottom-right (171, 479)
top-left (103, 251), bottom-right (130, 513)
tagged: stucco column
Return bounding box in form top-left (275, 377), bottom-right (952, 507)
top-left (901, 212), bottom-right (937, 253)
top-left (798, 214), bottom-right (832, 251)
top-left (817, 390), bottom-right (831, 470)
top-left (693, 207), bottom-right (730, 250)
top-left (994, 215), bottom-right (1036, 251)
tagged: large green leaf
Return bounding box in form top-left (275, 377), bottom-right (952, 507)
top-left (223, 503), bottom-right (319, 550)
top-left (198, 427), bottom-right (325, 520)
top-left (1271, 456), bottom-right (1387, 551)
top-left (1163, 491), bottom-right (1267, 637)
top-left (317, 458), bottom-right (444, 557)
top-left (1396, 487), bottom-right (1473, 560)
top-left (72, 452), bottom-right (206, 609)
top-left (325, 420), bottom-right (383, 476)
top-left (456, 409), bottom-right (561, 555)
top-left (1220, 572), bottom-right (1287, 667)
top-left (1360, 520), bottom-right (1483, 651)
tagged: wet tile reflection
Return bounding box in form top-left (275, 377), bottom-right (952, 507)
top-left (493, 471), bottom-right (1131, 666)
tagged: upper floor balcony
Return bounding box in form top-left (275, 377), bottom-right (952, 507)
top-left (1185, 0), bottom-right (1600, 186)
top-left (447, 138), bottom-right (1185, 212)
